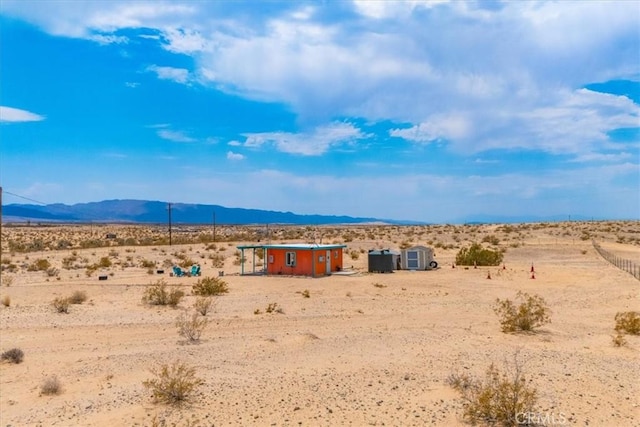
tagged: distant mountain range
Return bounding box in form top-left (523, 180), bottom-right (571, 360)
top-left (2, 199), bottom-right (410, 225)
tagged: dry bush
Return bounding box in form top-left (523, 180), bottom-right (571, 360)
top-left (2, 274), bottom-right (14, 287)
top-left (209, 253), bottom-right (225, 268)
top-left (194, 296), bottom-right (215, 316)
top-left (1, 348), bottom-right (24, 364)
top-left (612, 332), bottom-right (628, 348)
top-left (614, 311), bottom-right (640, 335)
top-left (494, 292), bottom-right (551, 333)
top-left (176, 312), bottom-right (209, 342)
top-left (142, 280), bottom-right (184, 307)
top-left (192, 277), bottom-right (229, 296)
top-left (2, 295), bottom-right (10, 307)
top-left (28, 258), bottom-right (51, 271)
top-left (40, 375), bottom-right (62, 395)
top-left (52, 297), bottom-right (70, 313)
top-left (142, 361), bottom-right (203, 405)
top-left (301, 289), bottom-right (310, 298)
top-left (68, 290), bottom-right (88, 304)
top-left (265, 302), bottom-right (284, 314)
top-left (447, 351), bottom-right (537, 426)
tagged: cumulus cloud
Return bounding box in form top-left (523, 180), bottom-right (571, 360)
top-left (226, 151), bottom-right (245, 161)
top-left (147, 65), bottom-right (190, 84)
top-left (157, 129), bottom-right (195, 142)
top-left (0, 106), bottom-right (45, 123)
top-left (242, 122), bottom-right (367, 155)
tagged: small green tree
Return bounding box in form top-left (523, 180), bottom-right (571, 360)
top-left (456, 243), bottom-right (504, 266)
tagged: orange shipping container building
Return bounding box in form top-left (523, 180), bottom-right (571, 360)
top-left (237, 244), bottom-right (347, 278)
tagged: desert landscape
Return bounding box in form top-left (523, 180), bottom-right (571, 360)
top-left (0, 221), bottom-right (638, 426)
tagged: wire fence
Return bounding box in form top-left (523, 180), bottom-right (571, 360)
top-left (592, 240), bottom-right (640, 281)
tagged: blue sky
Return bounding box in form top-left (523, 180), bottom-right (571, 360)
top-left (1, 0), bottom-right (638, 223)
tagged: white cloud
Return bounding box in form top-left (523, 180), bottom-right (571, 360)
top-left (226, 151), bottom-right (245, 161)
top-left (242, 122), bottom-right (367, 155)
top-left (147, 65), bottom-right (190, 84)
top-left (0, 106), bottom-right (45, 123)
top-left (157, 129), bottom-right (195, 142)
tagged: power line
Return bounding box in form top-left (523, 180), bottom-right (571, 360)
top-left (3, 190), bottom-right (47, 205)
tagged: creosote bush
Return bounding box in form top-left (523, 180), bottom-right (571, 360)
top-left (176, 312), bottom-right (209, 342)
top-left (456, 243), bottom-right (504, 266)
top-left (40, 375), bottom-right (62, 395)
top-left (68, 290), bottom-right (88, 304)
top-left (142, 279), bottom-right (184, 307)
top-left (447, 351), bottom-right (537, 426)
top-left (194, 296), bottom-right (215, 316)
top-left (1, 348), bottom-right (24, 364)
top-left (614, 311), bottom-right (640, 335)
top-left (494, 292), bottom-right (551, 333)
top-left (143, 361), bottom-right (203, 405)
top-left (52, 297), bottom-right (71, 313)
top-left (191, 276), bottom-right (229, 296)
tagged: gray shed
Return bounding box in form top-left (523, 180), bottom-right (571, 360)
top-left (400, 246), bottom-right (437, 270)
top-left (368, 249), bottom-right (401, 273)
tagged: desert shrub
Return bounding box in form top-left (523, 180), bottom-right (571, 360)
top-left (68, 290), bottom-right (88, 304)
top-left (140, 259), bottom-right (156, 268)
top-left (142, 361), bottom-right (203, 405)
top-left (142, 280), bottom-right (184, 307)
top-left (28, 258), bottom-right (51, 271)
top-left (265, 302), bottom-right (283, 314)
top-left (176, 312), bottom-right (209, 342)
top-left (194, 297), bottom-right (215, 316)
top-left (2, 295), bottom-right (10, 307)
top-left (447, 352), bottom-right (537, 426)
top-left (482, 234), bottom-right (500, 245)
top-left (40, 375), bottom-right (62, 395)
top-left (455, 243), bottom-right (504, 266)
top-left (1, 348), bottom-right (24, 364)
top-left (209, 253), bottom-right (225, 268)
top-left (2, 275), bottom-right (14, 287)
top-left (612, 332), bottom-right (628, 347)
top-left (192, 277), bottom-right (229, 296)
top-left (97, 257), bottom-right (112, 268)
top-left (614, 311), bottom-right (640, 335)
top-left (349, 250), bottom-right (360, 260)
top-left (494, 292), bottom-right (551, 333)
top-left (52, 297), bottom-right (70, 313)
top-left (301, 289), bottom-right (310, 298)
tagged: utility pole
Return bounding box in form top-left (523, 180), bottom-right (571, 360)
top-left (212, 211), bottom-right (216, 243)
top-left (167, 203), bottom-right (172, 246)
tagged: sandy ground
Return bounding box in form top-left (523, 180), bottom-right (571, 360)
top-left (0, 222), bottom-right (639, 426)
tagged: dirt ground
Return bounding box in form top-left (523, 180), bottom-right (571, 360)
top-left (0, 221), bottom-right (638, 426)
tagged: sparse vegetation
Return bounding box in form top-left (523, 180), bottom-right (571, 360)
top-left (265, 302), bottom-right (283, 314)
top-left (52, 297), bottom-right (70, 313)
top-left (68, 290), bottom-right (88, 304)
top-left (494, 292), bottom-right (551, 333)
top-left (301, 289), bottom-right (310, 298)
top-left (1, 348), bottom-right (24, 364)
top-left (176, 312), bottom-right (209, 342)
top-left (191, 276), bottom-right (229, 296)
top-left (142, 361), bottom-right (203, 405)
top-left (142, 279), bottom-right (184, 307)
top-left (194, 296), bottom-right (215, 316)
top-left (614, 311), bottom-right (640, 335)
top-left (40, 375), bottom-right (62, 395)
top-left (447, 351), bottom-right (537, 426)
